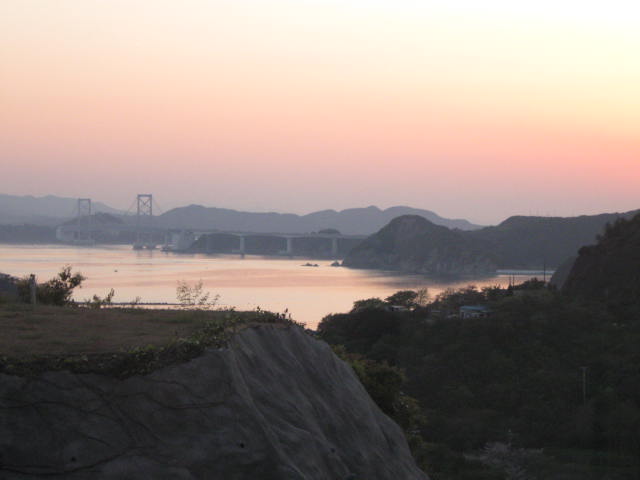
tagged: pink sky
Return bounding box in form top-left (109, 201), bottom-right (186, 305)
top-left (1, 1), bottom-right (638, 224)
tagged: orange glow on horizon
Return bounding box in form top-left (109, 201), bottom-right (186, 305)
top-left (1, 1), bottom-right (638, 223)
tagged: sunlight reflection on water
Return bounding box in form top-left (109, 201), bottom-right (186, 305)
top-left (0, 244), bottom-right (540, 328)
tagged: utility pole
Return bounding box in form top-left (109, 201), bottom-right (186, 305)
top-left (29, 274), bottom-right (37, 306)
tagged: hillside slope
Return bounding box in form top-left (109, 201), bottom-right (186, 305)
top-left (470, 211), bottom-right (639, 268)
top-left (343, 210), bottom-right (639, 274)
top-left (563, 213), bottom-right (640, 304)
top-left (342, 215), bottom-right (496, 276)
top-left (0, 325), bottom-right (428, 479)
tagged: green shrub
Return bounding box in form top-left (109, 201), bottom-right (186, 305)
top-left (16, 266), bottom-right (85, 306)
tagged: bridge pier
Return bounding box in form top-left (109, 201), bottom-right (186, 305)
top-left (163, 232), bottom-right (171, 249)
top-left (286, 237), bottom-right (293, 256)
top-left (331, 237), bottom-right (338, 257)
top-left (239, 235), bottom-right (246, 257)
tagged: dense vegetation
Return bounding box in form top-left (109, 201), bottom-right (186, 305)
top-left (469, 212), bottom-right (638, 268)
top-left (343, 215), bottom-right (497, 276)
top-left (564, 213), bottom-right (640, 309)
top-left (343, 210), bottom-right (639, 273)
top-left (15, 266), bottom-right (85, 306)
top-left (319, 282), bottom-right (640, 479)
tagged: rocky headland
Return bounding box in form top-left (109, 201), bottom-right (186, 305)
top-left (342, 215), bottom-right (497, 276)
top-left (342, 209), bottom-right (640, 275)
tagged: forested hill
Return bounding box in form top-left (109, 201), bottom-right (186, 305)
top-left (343, 210), bottom-right (639, 272)
top-left (317, 283), bottom-right (640, 478)
top-left (469, 211), bottom-right (639, 268)
top-left (157, 204), bottom-right (481, 234)
top-left (563, 212), bottom-right (640, 304)
top-left (342, 215), bottom-right (497, 276)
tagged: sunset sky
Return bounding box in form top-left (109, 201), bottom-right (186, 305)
top-left (1, 0), bottom-right (638, 224)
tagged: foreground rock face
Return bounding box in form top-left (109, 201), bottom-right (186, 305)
top-left (0, 326), bottom-right (428, 479)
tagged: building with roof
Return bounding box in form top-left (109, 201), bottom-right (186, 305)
top-left (459, 305), bottom-right (491, 319)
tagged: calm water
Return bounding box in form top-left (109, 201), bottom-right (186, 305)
top-left (0, 244), bottom-right (540, 328)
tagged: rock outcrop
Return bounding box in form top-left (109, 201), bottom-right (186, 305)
top-left (0, 326), bottom-right (428, 479)
top-left (342, 215), bottom-right (496, 276)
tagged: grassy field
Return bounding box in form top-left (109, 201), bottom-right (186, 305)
top-left (0, 304), bottom-right (294, 377)
top-left (0, 304), bottom-right (252, 357)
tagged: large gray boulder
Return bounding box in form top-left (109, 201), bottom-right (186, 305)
top-left (0, 326), bottom-right (428, 479)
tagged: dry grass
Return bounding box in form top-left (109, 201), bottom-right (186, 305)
top-left (0, 305), bottom-right (234, 357)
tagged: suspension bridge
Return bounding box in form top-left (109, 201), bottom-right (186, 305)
top-left (55, 194), bottom-right (365, 258)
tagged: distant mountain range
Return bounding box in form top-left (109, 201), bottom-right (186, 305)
top-left (156, 204), bottom-right (482, 234)
top-left (0, 195), bottom-right (480, 234)
top-left (3, 194), bottom-right (638, 272)
top-left (0, 194), bottom-right (121, 226)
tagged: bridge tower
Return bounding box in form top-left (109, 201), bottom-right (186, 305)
top-left (76, 198), bottom-right (93, 244)
top-left (134, 194), bottom-right (156, 249)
